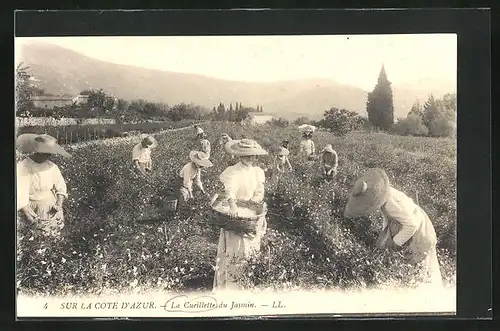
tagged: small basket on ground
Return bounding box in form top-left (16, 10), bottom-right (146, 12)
top-left (206, 193), bottom-right (267, 236)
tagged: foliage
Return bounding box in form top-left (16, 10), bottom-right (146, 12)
top-left (293, 116), bottom-right (311, 125)
top-left (15, 63), bottom-right (45, 116)
top-left (268, 117), bottom-right (289, 127)
top-left (427, 113), bottom-right (456, 138)
top-left (421, 94), bottom-right (456, 138)
top-left (366, 66), bottom-right (395, 130)
top-left (316, 108), bottom-right (364, 136)
top-left (392, 113), bottom-right (429, 137)
top-left (17, 122), bottom-right (456, 295)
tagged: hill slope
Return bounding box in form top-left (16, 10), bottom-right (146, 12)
top-left (17, 42), bottom-right (453, 120)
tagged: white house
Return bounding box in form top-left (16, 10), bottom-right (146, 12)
top-left (242, 113), bottom-right (276, 125)
top-left (72, 93), bottom-right (90, 105)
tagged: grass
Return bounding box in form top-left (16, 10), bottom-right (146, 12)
top-left (16, 121), bottom-right (456, 296)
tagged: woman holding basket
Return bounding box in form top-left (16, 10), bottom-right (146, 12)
top-left (212, 139), bottom-right (269, 291)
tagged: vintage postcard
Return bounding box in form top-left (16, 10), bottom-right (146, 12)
top-left (15, 33), bottom-right (457, 318)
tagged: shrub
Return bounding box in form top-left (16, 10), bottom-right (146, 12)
top-left (393, 113), bottom-right (429, 137)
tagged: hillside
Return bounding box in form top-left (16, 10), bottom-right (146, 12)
top-left (17, 42), bottom-right (454, 120)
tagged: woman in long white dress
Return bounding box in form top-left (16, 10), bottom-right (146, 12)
top-left (298, 124), bottom-right (316, 161)
top-left (343, 168), bottom-right (443, 286)
top-left (212, 139), bottom-right (268, 291)
top-left (16, 133), bottom-right (72, 239)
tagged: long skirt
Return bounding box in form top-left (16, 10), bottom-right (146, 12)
top-left (18, 193), bottom-right (64, 239)
top-left (212, 215), bottom-right (267, 292)
top-left (381, 206), bottom-right (443, 286)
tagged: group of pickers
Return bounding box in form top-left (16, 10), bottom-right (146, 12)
top-left (15, 122), bottom-right (443, 292)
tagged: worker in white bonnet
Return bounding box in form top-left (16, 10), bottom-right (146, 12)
top-left (219, 133), bottom-right (234, 159)
top-left (194, 124), bottom-right (204, 139)
top-left (343, 168), bottom-right (443, 286)
top-left (319, 144), bottom-right (338, 181)
top-left (198, 132), bottom-right (211, 158)
top-left (132, 135), bottom-right (157, 176)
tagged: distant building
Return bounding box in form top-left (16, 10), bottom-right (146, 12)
top-left (31, 93), bottom-right (89, 109)
top-left (242, 113), bottom-right (277, 125)
top-left (32, 95), bottom-right (75, 109)
top-left (72, 93), bottom-right (90, 105)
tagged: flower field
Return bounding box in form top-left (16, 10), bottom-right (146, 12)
top-left (16, 121), bottom-right (456, 296)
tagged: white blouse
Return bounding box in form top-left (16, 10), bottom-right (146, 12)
top-left (132, 143), bottom-right (152, 163)
top-left (300, 139), bottom-right (315, 155)
top-left (179, 162), bottom-right (203, 192)
top-left (219, 162), bottom-right (265, 202)
top-left (19, 157), bottom-right (68, 202)
top-left (381, 187), bottom-right (421, 246)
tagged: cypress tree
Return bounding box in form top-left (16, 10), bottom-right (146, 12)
top-left (366, 65), bottom-right (395, 130)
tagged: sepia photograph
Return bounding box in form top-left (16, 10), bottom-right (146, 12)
top-left (15, 33), bottom-right (457, 318)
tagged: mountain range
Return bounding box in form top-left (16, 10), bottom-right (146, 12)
top-left (17, 42), bottom-right (456, 120)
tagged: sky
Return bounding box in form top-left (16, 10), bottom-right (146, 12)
top-left (15, 34), bottom-right (457, 91)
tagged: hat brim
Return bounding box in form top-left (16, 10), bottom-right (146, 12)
top-left (298, 125), bottom-right (316, 133)
top-left (189, 151), bottom-right (213, 167)
top-left (344, 168), bottom-right (390, 218)
top-left (16, 134), bottom-right (72, 158)
top-left (224, 140), bottom-right (268, 156)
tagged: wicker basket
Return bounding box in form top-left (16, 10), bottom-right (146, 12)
top-left (207, 193), bottom-right (267, 235)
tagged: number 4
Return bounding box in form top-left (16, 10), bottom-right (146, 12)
top-left (43, 303), bottom-right (48, 309)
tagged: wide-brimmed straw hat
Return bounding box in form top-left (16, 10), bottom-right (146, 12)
top-left (344, 168), bottom-right (391, 218)
top-left (276, 147), bottom-right (290, 156)
top-left (225, 139), bottom-right (268, 157)
top-left (298, 124), bottom-right (316, 133)
top-left (16, 133), bottom-right (71, 158)
top-left (189, 150), bottom-right (213, 167)
top-left (321, 144), bottom-right (336, 154)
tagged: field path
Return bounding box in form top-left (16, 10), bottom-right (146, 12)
top-left (64, 121), bottom-right (209, 150)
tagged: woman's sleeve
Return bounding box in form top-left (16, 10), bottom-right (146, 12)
top-left (312, 141), bottom-right (316, 154)
top-left (252, 168), bottom-right (265, 202)
top-left (385, 196), bottom-right (419, 246)
top-left (52, 165), bottom-right (68, 198)
top-left (219, 167), bottom-right (239, 201)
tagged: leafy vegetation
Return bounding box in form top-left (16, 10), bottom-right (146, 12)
top-left (17, 122), bottom-right (456, 296)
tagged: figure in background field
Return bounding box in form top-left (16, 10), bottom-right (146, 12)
top-left (298, 124), bottom-right (316, 161)
top-left (176, 151), bottom-right (212, 209)
top-left (212, 139), bottom-right (268, 291)
top-left (219, 133), bottom-right (235, 159)
top-left (199, 132), bottom-right (211, 158)
top-left (319, 144), bottom-right (339, 181)
top-left (274, 146), bottom-right (293, 175)
top-left (344, 168), bottom-right (443, 287)
top-left (16, 133), bottom-right (72, 240)
top-left (194, 124), bottom-right (204, 139)
top-left (132, 135), bottom-right (157, 176)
